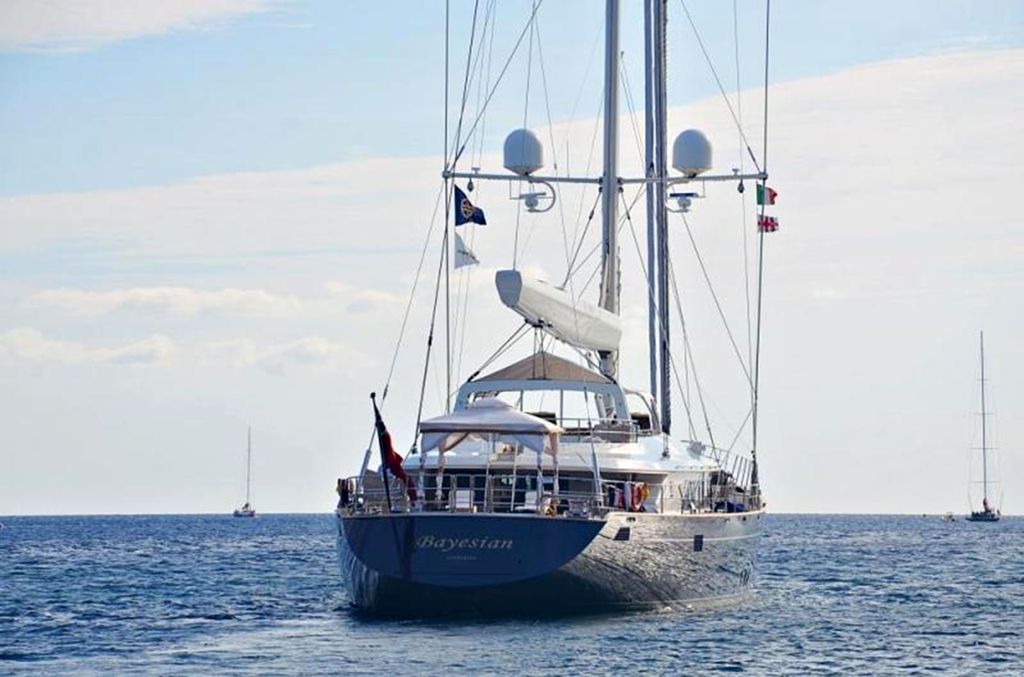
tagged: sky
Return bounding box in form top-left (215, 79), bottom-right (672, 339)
top-left (1, 0), bottom-right (1022, 515)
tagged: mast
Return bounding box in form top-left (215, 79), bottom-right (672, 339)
top-left (644, 0), bottom-right (658, 402)
top-left (246, 426), bottom-right (252, 506)
top-left (643, 0), bottom-right (671, 433)
top-left (598, 0), bottom-right (621, 380)
top-left (652, 0), bottom-right (671, 435)
top-left (980, 331), bottom-right (988, 505)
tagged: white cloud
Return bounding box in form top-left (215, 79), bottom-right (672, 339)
top-left (0, 156), bottom-right (441, 259)
top-left (0, 328), bottom-right (175, 365)
top-left (204, 336), bottom-right (368, 372)
top-left (27, 286), bottom-right (302, 317)
top-left (0, 327), bottom-right (363, 372)
top-left (23, 283), bottom-right (416, 319)
top-left (0, 0), bottom-right (274, 52)
top-left (324, 281), bottom-right (404, 314)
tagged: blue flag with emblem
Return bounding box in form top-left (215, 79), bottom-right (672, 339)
top-left (453, 185), bottom-right (486, 226)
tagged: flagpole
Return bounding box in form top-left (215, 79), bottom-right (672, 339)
top-left (371, 392), bottom-right (394, 512)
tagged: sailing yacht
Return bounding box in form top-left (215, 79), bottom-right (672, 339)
top-left (336, 0), bottom-right (774, 615)
top-left (967, 332), bottom-right (1000, 523)
top-left (233, 427), bottom-right (256, 518)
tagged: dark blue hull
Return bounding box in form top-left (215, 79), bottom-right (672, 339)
top-left (336, 511), bottom-right (762, 617)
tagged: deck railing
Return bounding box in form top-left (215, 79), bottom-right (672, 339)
top-left (341, 468), bottom-right (761, 517)
top-left (345, 471), bottom-right (604, 518)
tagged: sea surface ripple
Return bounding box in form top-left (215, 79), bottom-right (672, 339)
top-left (1, 514), bottom-right (1021, 675)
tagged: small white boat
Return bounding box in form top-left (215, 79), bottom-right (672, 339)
top-left (233, 427), bottom-right (257, 518)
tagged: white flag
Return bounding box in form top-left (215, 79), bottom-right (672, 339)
top-left (454, 232), bottom-right (479, 268)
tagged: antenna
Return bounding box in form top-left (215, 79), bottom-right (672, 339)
top-left (246, 426), bottom-right (252, 507)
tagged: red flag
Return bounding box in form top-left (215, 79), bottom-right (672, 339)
top-left (379, 429), bottom-right (407, 482)
top-left (371, 394), bottom-right (417, 503)
top-left (757, 214), bottom-right (779, 233)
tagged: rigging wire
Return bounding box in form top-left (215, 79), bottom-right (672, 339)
top-left (451, 0), bottom-right (545, 168)
top-left (725, 407), bottom-right (753, 454)
top-left (569, 95), bottom-right (604, 253)
top-left (423, 0), bottom-right (450, 428)
top-left (449, 0), bottom-right (484, 407)
top-left (448, 0), bottom-right (484, 167)
top-left (563, 20), bottom-right (604, 179)
top-left (619, 191), bottom-right (698, 437)
top-left (452, 224), bottom-right (476, 385)
top-left (677, 211), bottom-right (752, 384)
top-left (733, 0), bottom-right (755, 390)
top-left (527, 13), bottom-right (578, 295)
top-left (559, 20), bottom-right (603, 258)
top-left (570, 186), bottom-right (647, 292)
top-left (677, 0), bottom-right (762, 174)
top-left (509, 0), bottom-right (536, 268)
top-left (471, 0), bottom-right (498, 169)
top-left (455, 1), bottom-right (498, 386)
top-left (417, 224), bottom-right (453, 436)
top-left (750, 0), bottom-right (771, 486)
top-left (357, 182), bottom-right (449, 478)
top-left (415, 0), bottom-right (482, 437)
top-left (409, 0), bottom-right (454, 444)
top-left (437, 0), bottom-right (483, 416)
top-left (517, 10), bottom-right (572, 262)
top-left (619, 54), bottom-right (646, 165)
top-left (563, 188), bottom-right (602, 288)
top-left (463, 323), bottom-right (532, 382)
top-left (666, 253), bottom-right (716, 451)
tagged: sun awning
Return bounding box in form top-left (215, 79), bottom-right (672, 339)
top-left (473, 350), bottom-right (610, 384)
top-left (419, 398), bottom-right (562, 455)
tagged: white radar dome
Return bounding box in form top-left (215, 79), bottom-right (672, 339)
top-left (503, 128), bottom-right (544, 176)
top-left (671, 129), bottom-right (712, 177)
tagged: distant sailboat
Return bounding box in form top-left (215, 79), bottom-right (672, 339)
top-left (967, 332), bottom-right (1000, 523)
top-left (233, 427), bottom-right (257, 518)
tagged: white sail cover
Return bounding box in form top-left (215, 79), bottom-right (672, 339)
top-left (419, 398), bottom-right (561, 455)
top-left (495, 270), bottom-right (621, 352)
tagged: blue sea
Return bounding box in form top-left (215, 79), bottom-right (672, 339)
top-left (1, 514), bottom-right (1021, 675)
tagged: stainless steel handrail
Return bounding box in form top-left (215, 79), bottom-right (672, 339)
top-left (344, 471), bottom-right (604, 517)
top-left (341, 468), bottom-right (760, 517)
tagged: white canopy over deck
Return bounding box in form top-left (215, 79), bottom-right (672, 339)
top-left (419, 398), bottom-right (562, 455)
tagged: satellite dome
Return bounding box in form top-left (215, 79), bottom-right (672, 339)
top-left (671, 129), bottom-right (712, 177)
top-left (503, 128), bottom-right (544, 176)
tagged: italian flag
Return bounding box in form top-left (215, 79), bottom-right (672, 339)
top-left (756, 184), bottom-right (778, 206)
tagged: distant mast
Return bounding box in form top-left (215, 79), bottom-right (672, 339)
top-left (246, 426), bottom-right (253, 508)
top-left (979, 331), bottom-right (988, 507)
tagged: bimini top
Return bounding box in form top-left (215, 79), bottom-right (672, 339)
top-left (419, 398), bottom-right (561, 455)
top-left (472, 351), bottom-right (610, 384)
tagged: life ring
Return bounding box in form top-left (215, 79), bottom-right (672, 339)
top-left (631, 482), bottom-right (649, 511)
